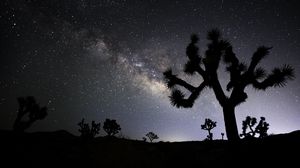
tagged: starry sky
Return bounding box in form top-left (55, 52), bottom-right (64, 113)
top-left (0, 0), bottom-right (300, 141)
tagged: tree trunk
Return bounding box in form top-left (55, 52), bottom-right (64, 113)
top-left (223, 105), bottom-right (240, 141)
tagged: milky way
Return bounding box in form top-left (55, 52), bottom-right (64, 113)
top-left (1, 0), bottom-right (300, 141)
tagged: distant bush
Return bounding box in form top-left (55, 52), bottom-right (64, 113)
top-left (240, 116), bottom-right (269, 139)
top-left (146, 132), bottom-right (159, 142)
top-left (201, 118), bottom-right (217, 141)
top-left (103, 119), bottom-right (121, 136)
top-left (78, 118), bottom-right (101, 139)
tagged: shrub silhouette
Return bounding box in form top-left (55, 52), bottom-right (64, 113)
top-left (255, 117), bottom-right (269, 138)
top-left (163, 29), bottom-right (294, 141)
top-left (78, 118), bottom-right (100, 139)
top-left (240, 116), bottom-right (257, 138)
top-left (201, 118), bottom-right (217, 140)
top-left (142, 137), bottom-right (147, 142)
top-left (13, 96), bottom-right (47, 132)
top-left (240, 116), bottom-right (269, 139)
top-left (146, 132), bottom-right (159, 142)
top-left (103, 119), bottom-right (121, 136)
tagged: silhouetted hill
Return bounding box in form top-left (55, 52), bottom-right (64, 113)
top-left (1, 130), bottom-right (299, 167)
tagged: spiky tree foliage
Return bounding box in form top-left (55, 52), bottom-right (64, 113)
top-left (13, 96), bottom-right (47, 132)
top-left (78, 118), bottom-right (101, 139)
top-left (240, 116), bottom-right (269, 139)
top-left (103, 119), bottom-right (121, 136)
top-left (164, 29), bottom-right (294, 141)
top-left (146, 132), bottom-right (159, 142)
top-left (201, 118), bottom-right (217, 140)
top-left (255, 117), bottom-right (269, 138)
top-left (240, 116), bottom-right (257, 138)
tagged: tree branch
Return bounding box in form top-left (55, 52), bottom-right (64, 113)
top-left (229, 87), bottom-right (248, 106)
top-left (169, 81), bottom-right (206, 108)
top-left (163, 70), bottom-right (196, 92)
top-left (210, 74), bottom-right (228, 106)
top-left (196, 66), bottom-right (206, 78)
top-left (184, 60), bottom-right (206, 79)
top-left (223, 46), bottom-right (246, 91)
top-left (247, 46), bottom-right (272, 73)
top-left (252, 64), bottom-right (294, 90)
top-left (183, 34), bottom-right (207, 79)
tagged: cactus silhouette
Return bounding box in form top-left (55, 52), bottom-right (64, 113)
top-left (240, 116), bottom-right (269, 139)
top-left (13, 96), bottom-right (47, 132)
top-left (146, 132), bottom-right (159, 142)
top-left (201, 118), bottom-right (217, 140)
top-left (78, 118), bottom-right (100, 139)
top-left (163, 29), bottom-right (294, 141)
top-left (103, 119), bottom-right (121, 136)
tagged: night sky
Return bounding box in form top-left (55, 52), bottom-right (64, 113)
top-left (1, 0), bottom-right (300, 141)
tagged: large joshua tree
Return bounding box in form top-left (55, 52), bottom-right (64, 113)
top-left (163, 29), bottom-right (294, 141)
top-left (13, 96), bottom-right (48, 132)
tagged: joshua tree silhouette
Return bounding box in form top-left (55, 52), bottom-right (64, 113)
top-left (103, 119), bottom-right (121, 136)
top-left (164, 29), bottom-right (294, 141)
top-left (240, 116), bottom-right (257, 138)
top-left (78, 118), bottom-right (101, 139)
top-left (146, 132), bottom-right (159, 142)
top-left (240, 116), bottom-right (269, 139)
top-left (13, 96), bottom-right (47, 132)
top-left (255, 117), bottom-right (269, 138)
top-left (201, 118), bottom-right (217, 140)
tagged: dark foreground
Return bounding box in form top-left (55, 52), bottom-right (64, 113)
top-left (1, 130), bottom-right (300, 167)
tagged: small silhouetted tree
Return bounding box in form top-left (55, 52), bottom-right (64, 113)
top-left (201, 118), bottom-right (217, 140)
top-left (164, 29), bottom-right (294, 141)
top-left (78, 118), bottom-right (100, 139)
top-left (13, 96), bottom-right (47, 132)
top-left (221, 133), bottom-right (225, 140)
top-left (255, 117), bottom-right (269, 138)
top-left (146, 132), bottom-right (159, 142)
top-left (142, 137), bottom-right (147, 142)
top-left (240, 116), bottom-right (257, 138)
top-left (240, 116), bottom-right (269, 139)
top-left (103, 119), bottom-right (121, 136)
